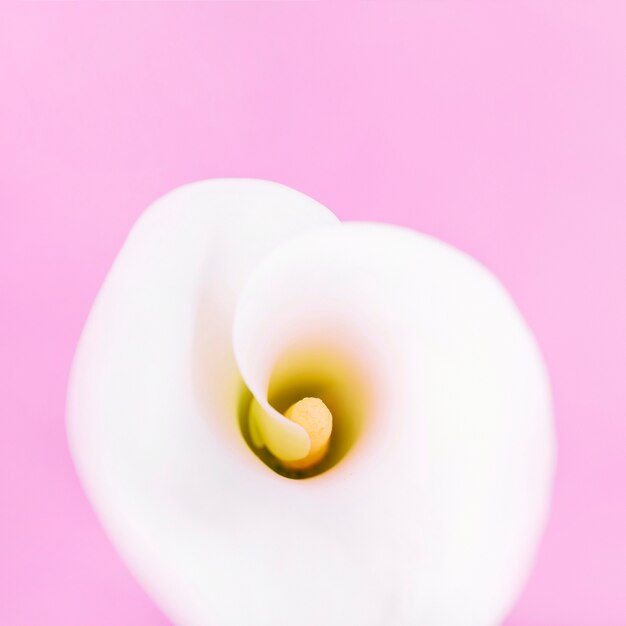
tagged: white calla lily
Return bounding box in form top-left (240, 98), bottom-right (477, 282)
top-left (67, 179), bottom-right (554, 626)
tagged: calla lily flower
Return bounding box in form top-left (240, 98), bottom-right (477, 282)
top-left (67, 179), bottom-right (554, 626)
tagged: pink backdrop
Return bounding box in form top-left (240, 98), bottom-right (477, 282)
top-left (2, 4), bottom-right (625, 625)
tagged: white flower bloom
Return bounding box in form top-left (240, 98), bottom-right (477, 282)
top-left (67, 179), bottom-right (554, 626)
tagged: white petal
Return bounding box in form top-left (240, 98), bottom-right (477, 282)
top-left (67, 179), bottom-right (340, 626)
top-left (68, 180), bottom-right (554, 626)
top-left (232, 222), bottom-right (554, 624)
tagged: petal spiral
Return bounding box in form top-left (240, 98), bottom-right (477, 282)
top-left (68, 180), bottom-right (554, 626)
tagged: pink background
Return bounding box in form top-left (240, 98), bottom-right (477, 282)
top-left (2, 3), bottom-right (625, 625)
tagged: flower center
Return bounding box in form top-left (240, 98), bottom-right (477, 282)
top-left (239, 340), bottom-right (374, 479)
top-left (250, 396), bottom-right (332, 471)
